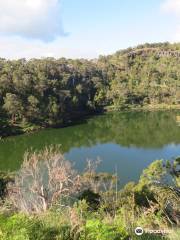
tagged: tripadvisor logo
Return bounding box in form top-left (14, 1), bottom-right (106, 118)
top-left (135, 227), bottom-right (144, 236)
top-left (135, 227), bottom-right (172, 236)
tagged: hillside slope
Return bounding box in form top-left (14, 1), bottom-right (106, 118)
top-left (0, 42), bottom-right (180, 136)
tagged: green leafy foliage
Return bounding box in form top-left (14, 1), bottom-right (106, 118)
top-left (84, 219), bottom-right (128, 240)
top-left (0, 43), bottom-right (180, 137)
top-left (0, 214), bottom-right (71, 240)
top-left (0, 147), bottom-right (179, 240)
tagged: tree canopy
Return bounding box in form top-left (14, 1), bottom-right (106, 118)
top-left (0, 42), bottom-right (180, 136)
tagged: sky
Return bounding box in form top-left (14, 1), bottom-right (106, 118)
top-left (0, 0), bottom-right (180, 59)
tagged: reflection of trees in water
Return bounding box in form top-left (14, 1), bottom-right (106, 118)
top-left (61, 111), bottom-right (180, 150)
top-left (0, 111), bottom-right (180, 170)
top-left (93, 111), bottom-right (180, 148)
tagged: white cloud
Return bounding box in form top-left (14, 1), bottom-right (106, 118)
top-left (0, 0), bottom-right (64, 41)
top-left (161, 0), bottom-right (180, 42)
top-left (162, 0), bottom-right (180, 15)
top-left (0, 36), bottom-right (99, 60)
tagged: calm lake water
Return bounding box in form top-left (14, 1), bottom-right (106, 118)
top-left (0, 111), bottom-right (180, 187)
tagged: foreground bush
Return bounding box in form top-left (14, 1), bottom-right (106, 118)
top-left (0, 147), bottom-right (179, 239)
top-left (7, 146), bottom-right (82, 213)
top-left (1, 211), bottom-right (177, 240)
top-left (0, 213), bottom-right (71, 240)
top-left (84, 219), bottom-right (128, 240)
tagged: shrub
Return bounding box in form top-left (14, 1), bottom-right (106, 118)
top-left (7, 146), bottom-right (82, 213)
top-left (84, 219), bottom-right (129, 240)
top-left (0, 213), bottom-right (71, 240)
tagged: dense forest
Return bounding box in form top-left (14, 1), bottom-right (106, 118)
top-left (0, 42), bottom-right (180, 137)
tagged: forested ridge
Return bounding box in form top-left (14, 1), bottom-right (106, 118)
top-left (0, 42), bottom-right (180, 137)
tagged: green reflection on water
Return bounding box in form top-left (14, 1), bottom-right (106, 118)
top-left (0, 111), bottom-right (180, 175)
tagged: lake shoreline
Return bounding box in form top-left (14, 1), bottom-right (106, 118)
top-left (0, 109), bottom-right (103, 139)
top-left (105, 104), bottom-right (180, 112)
top-left (1, 104), bottom-right (180, 139)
